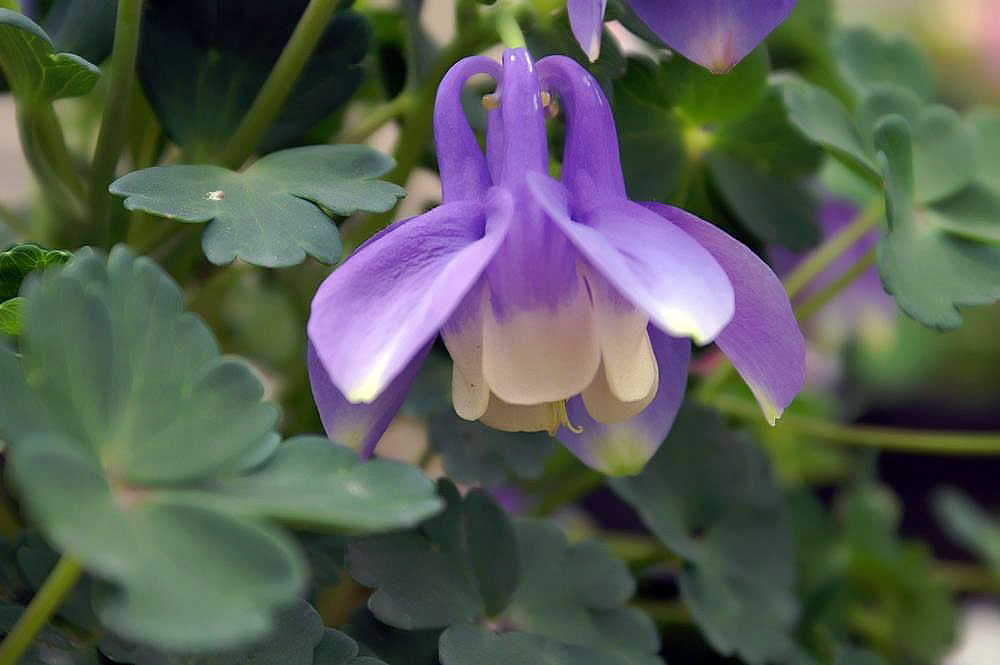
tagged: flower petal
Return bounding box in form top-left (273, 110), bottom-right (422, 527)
top-left (581, 352), bottom-right (658, 425)
top-left (627, 0), bottom-right (797, 73)
top-left (442, 285), bottom-right (490, 420)
top-left (308, 342), bottom-right (429, 458)
top-left (559, 328), bottom-right (691, 475)
top-left (492, 49), bottom-right (550, 184)
top-left (479, 394), bottom-right (554, 433)
top-left (308, 191), bottom-right (511, 404)
top-left (435, 55), bottom-right (501, 202)
top-left (647, 203), bottom-right (805, 422)
top-left (537, 54), bottom-right (627, 209)
top-left (584, 267), bottom-right (657, 405)
top-left (482, 270), bottom-right (601, 405)
top-left (567, 0), bottom-right (609, 61)
top-left (528, 173), bottom-right (735, 344)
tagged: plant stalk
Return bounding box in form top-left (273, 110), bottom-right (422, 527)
top-left (341, 0), bottom-right (488, 252)
top-left (0, 555), bottom-right (83, 665)
top-left (712, 393), bottom-right (1000, 454)
top-left (338, 93), bottom-right (414, 144)
top-left (783, 199), bottom-right (884, 299)
top-left (89, 0), bottom-right (146, 246)
top-left (795, 247), bottom-right (877, 322)
top-left (697, 200), bottom-right (885, 401)
top-left (219, 0), bottom-right (341, 169)
top-left (16, 109), bottom-right (86, 220)
top-left (33, 105), bottom-right (87, 204)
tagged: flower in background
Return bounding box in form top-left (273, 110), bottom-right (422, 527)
top-left (770, 198), bottom-right (897, 353)
top-left (568, 0), bottom-right (797, 72)
top-left (307, 48), bottom-right (804, 475)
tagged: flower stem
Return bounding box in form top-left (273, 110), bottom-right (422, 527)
top-left (496, 4), bottom-right (526, 49)
top-left (696, 200), bottom-right (885, 401)
top-left (532, 469), bottom-right (604, 516)
top-left (89, 0), bottom-right (146, 247)
top-left (783, 199), bottom-right (884, 299)
top-left (937, 561), bottom-right (1000, 593)
top-left (0, 201), bottom-right (29, 237)
top-left (341, 0), bottom-right (489, 252)
top-left (219, 0), bottom-right (341, 169)
top-left (795, 247), bottom-right (877, 322)
top-left (16, 109), bottom-right (86, 221)
top-left (32, 105), bottom-right (87, 204)
top-left (711, 393), bottom-right (1000, 454)
top-left (338, 93), bottom-right (414, 144)
top-left (0, 555), bottom-right (83, 665)
top-left (633, 600), bottom-right (693, 627)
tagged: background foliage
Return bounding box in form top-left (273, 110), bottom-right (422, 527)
top-left (0, 0), bottom-right (998, 664)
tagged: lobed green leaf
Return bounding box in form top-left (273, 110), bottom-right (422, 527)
top-left (109, 145), bottom-right (405, 267)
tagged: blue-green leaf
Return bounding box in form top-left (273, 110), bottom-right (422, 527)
top-left (612, 406), bottom-right (798, 665)
top-left (110, 145), bottom-right (405, 267)
top-left (348, 480), bottom-right (519, 629)
top-left (874, 117), bottom-right (1000, 329)
top-left (0, 246), bottom-right (443, 649)
top-left (933, 488), bottom-right (1000, 572)
top-left (834, 27), bottom-right (936, 100)
top-left (0, 9), bottom-right (99, 108)
top-left (100, 601), bottom-right (386, 665)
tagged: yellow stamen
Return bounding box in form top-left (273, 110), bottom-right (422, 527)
top-left (546, 400), bottom-right (584, 436)
top-left (541, 90), bottom-right (559, 119)
top-left (482, 93), bottom-right (501, 110)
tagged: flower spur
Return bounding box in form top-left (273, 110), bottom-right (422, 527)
top-left (307, 48), bottom-right (804, 475)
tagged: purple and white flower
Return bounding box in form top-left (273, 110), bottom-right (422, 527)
top-left (307, 48), bottom-right (804, 475)
top-left (568, 0), bottom-right (797, 72)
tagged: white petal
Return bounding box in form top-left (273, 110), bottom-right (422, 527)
top-left (452, 363), bottom-right (490, 421)
top-left (582, 352), bottom-right (658, 425)
top-left (586, 269), bottom-right (658, 403)
top-left (442, 288), bottom-right (490, 420)
top-left (482, 275), bottom-right (600, 405)
top-left (479, 394), bottom-right (554, 432)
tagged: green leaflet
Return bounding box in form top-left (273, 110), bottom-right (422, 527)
top-left (109, 145), bottom-right (405, 268)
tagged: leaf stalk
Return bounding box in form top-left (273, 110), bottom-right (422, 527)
top-left (0, 555), bottom-right (83, 665)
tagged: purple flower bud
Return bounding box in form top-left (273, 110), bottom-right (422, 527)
top-left (569, 0), bottom-right (797, 73)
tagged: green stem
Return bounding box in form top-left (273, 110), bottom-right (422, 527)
top-left (0, 555), bottom-right (83, 665)
top-left (134, 117), bottom-right (164, 171)
top-left (795, 247), bottom-right (877, 322)
top-left (602, 531), bottom-right (682, 571)
top-left (633, 600), bottom-right (693, 627)
top-left (533, 469), bottom-right (604, 516)
top-left (338, 93), bottom-right (414, 144)
top-left (130, 219), bottom-right (178, 256)
top-left (219, 0), bottom-right (341, 169)
top-left (89, 0), bottom-right (146, 246)
top-left (784, 199), bottom-right (884, 299)
top-left (711, 393), bottom-right (1000, 454)
top-left (496, 5), bottom-right (526, 49)
top-left (697, 200), bottom-right (885, 402)
top-left (16, 110), bottom-right (86, 220)
top-left (341, 2), bottom-right (488, 252)
top-left (0, 491), bottom-right (20, 541)
top-left (0, 201), bottom-right (29, 237)
top-left (937, 561), bottom-right (1000, 593)
top-left (33, 105), bottom-right (87, 204)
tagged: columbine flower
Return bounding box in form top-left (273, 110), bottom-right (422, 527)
top-left (568, 0), bottom-right (797, 72)
top-left (307, 48), bottom-right (804, 475)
